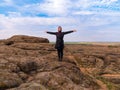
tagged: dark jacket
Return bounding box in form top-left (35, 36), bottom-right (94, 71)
top-left (47, 31), bottom-right (73, 49)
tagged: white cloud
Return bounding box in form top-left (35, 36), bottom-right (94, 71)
top-left (73, 10), bottom-right (120, 16)
top-left (17, 0), bottom-right (71, 16)
top-left (0, 0), bottom-right (14, 6)
top-left (73, 11), bottom-right (94, 15)
top-left (0, 14), bottom-right (79, 39)
top-left (101, 0), bottom-right (118, 4)
top-left (5, 0), bottom-right (119, 17)
top-left (8, 12), bottom-right (21, 17)
top-left (0, 13), bottom-right (119, 42)
top-left (40, 0), bottom-right (70, 15)
top-left (4, 0), bottom-right (13, 4)
top-left (0, 0), bottom-right (120, 41)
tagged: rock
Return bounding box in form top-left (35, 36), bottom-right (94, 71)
top-left (18, 72), bottom-right (28, 81)
top-left (7, 82), bottom-right (48, 90)
top-left (17, 58), bottom-right (38, 73)
top-left (4, 41), bottom-right (14, 45)
top-left (0, 72), bottom-right (23, 90)
top-left (67, 44), bottom-right (120, 89)
top-left (0, 35), bottom-right (101, 90)
top-left (0, 35), bottom-right (49, 45)
top-left (102, 74), bottom-right (120, 84)
top-left (0, 45), bottom-right (27, 56)
top-left (11, 43), bottom-right (51, 50)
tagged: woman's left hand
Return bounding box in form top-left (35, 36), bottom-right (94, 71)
top-left (73, 30), bottom-right (77, 32)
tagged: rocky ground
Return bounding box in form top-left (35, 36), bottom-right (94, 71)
top-left (67, 44), bottom-right (120, 90)
top-left (0, 35), bottom-right (101, 90)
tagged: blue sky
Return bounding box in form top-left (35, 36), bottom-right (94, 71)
top-left (0, 0), bottom-right (120, 42)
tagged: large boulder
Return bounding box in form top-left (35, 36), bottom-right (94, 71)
top-left (0, 35), bottom-right (101, 90)
top-left (2, 35), bottom-right (49, 45)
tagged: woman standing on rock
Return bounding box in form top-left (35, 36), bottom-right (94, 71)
top-left (46, 26), bottom-right (76, 61)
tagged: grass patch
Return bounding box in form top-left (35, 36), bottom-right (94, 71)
top-left (96, 76), bottom-right (120, 90)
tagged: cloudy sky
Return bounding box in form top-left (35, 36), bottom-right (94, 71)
top-left (0, 0), bottom-right (120, 42)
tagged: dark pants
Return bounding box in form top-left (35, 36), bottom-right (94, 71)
top-left (57, 48), bottom-right (63, 61)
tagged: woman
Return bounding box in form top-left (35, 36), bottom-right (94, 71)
top-left (46, 26), bottom-right (76, 61)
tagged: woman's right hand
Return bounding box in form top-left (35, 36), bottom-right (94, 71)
top-left (45, 31), bottom-right (48, 33)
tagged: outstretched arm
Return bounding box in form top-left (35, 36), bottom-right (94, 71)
top-left (63, 30), bottom-right (77, 35)
top-left (46, 31), bottom-right (56, 35)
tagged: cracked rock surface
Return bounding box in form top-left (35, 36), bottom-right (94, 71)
top-left (0, 35), bottom-right (100, 90)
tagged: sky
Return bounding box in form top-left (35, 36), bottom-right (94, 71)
top-left (0, 0), bottom-right (120, 42)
